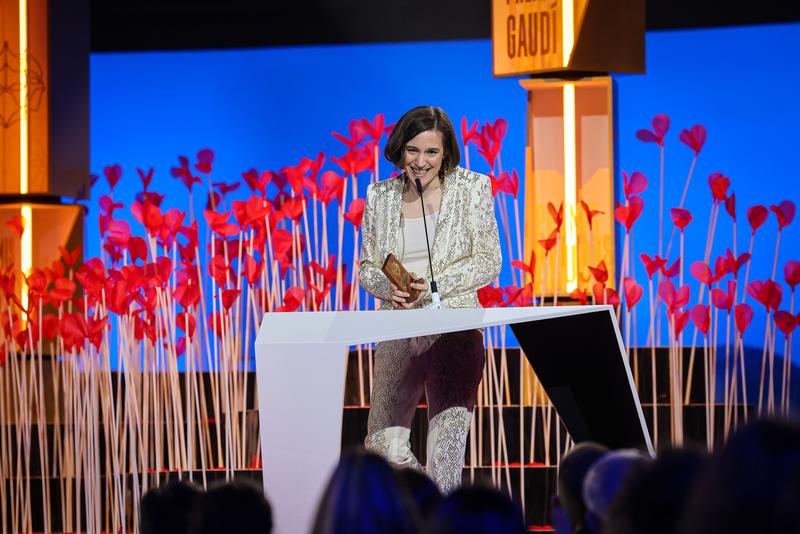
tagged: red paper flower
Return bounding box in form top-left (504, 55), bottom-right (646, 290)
top-left (271, 228), bottom-right (295, 258)
top-left (614, 196), bottom-right (644, 233)
top-left (5, 214), bottom-right (25, 238)
top-left (708, 172), bottom-right (730, 203)
top-left (668, 309), bottom-right (690, 339)
top-left (635, 114), bottom-right (670, 146)
top-left (661, 258), bottom-right (681, 279)
top-left (690, 261), bottom-right (712, 286)
top-left (502, 283), bottom-right (532, 307)
top-left (174, 273), bottom-right (201, 309)
top-left (640, 253), bottom-right (667, 280)
top-left (709, 256), bottom-right (727, 284)
top-left (775, 310), bottom-right (797, 337)
top-left (309, 255), bottom-right (337, 290)
top-left (710, 281), bottom-right (736, 311)
top-left (658, 280), bottom-right (690, 311)
top-left (461, 117), bottom-right (479, 145)
top-left (26, 270), bottom-right (47, 298)
top-left (592, 283), bottom-right (620, 306)
top-left (281, 197), bottom-right (305, 222)
top-left (547, 202), bottom-right (564, 231)
top-left (478, 285), bottom-right (503, 308)
top-left (538, 229), bottom-right (558, 255)
top-left (204, 210), bottom-right (239, 237)
top-left (242, 168), bottom-right (269, 197)
top-left (280, 164), bottom-right (305, 196)
top-left (275, 286), bottom-right (306, 312)
top-left (725, 192), bottom-right (736, 221)
top-left (679, 125), bottom-right (707, 155)
top-left (490, 171), bottom-right (519, 198)
top-left (48, 277), bottom-right (76, 306)
top-left (103, 164), bottom-right (123, 191)
top-left (511, 250), bottom-right (536, 282)
top-left (301, 153), bottom-right (326, 195)
top-left (131, 200), bottom-right (164, 235)
top-left (170, 155), bottom-right (203, 191)
top-left (361, 114), bottom-right (386, 142)
top-left (569, 288), bottom-right (589, 305)
top-left (332, 119), bottom-right (367, 149)
top-left (475, 140), bottom-right (501, 171)
top-left (233, 195), bottom-right (271, 229)
top-left (137, 167), bottom-right (154, 190)
top-left (107, 220), bottom-right (131, 246)
top-left (486, 119), bottom-right (508, 144)
top-left (41, 313), bottom-right (59, 343)
top-left (691, 304), bottom-right (711, 335)
top-left (99, 196), bottom-right (124, 219)
top-left (746, 205), bottom-right (768, 234)
top-left (588, 260), bottom-right (609, 284)
top-left (128, 237), bottom-right (148, 263)
top-left (222, 289), bottom-right (240, 311)
top-left (213, 181), bottom-right (241, 199)
top-left (670, 207), bottom-right (693, 232)
top-left (343, 198), bottom-right (366, 228)
top-left (208, 255), bottom-right (232, 287)
top-left (770, 200), bottom-right (796, 230)
top-left (623, 277), bottom-right (643, 308)
top-left (319, 171), bottom-right (345, 205)
top-left (489, 173), bottom-right (502, 197)
top-left (195, 148), bottom-right (215, 174)
top-left (784, 260), bottom-right (800, 290)
top-left (734, 303), bottom-right (753, 336)
top-left (623, 171), bottom-right (648, 199)
top-left (725, 249), bottom-right (750, 279)
top-left (245, 255), bottom-right (264, 285)
top-left (62, 313), bottom-right (106, 351)
top-left (580, 201), bottom-right (604, 230)
top-left (747, 280), bottom-right (782, 311)
top-left (137, 191), bottom-right (165, 207)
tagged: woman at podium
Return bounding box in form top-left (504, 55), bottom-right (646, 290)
top-left (358, 106), bottom-right (502, 492)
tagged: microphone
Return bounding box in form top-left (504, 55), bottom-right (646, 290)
top-left (415, 177), bottom-right (442, 309)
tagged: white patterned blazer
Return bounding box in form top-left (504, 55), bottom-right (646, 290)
top-left (358, 166), bottom-right (502, 310)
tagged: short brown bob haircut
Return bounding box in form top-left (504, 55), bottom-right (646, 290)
top-left (384, 106), bottom-right (461, 180)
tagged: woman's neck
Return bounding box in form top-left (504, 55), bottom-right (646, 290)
top-left (405, 176), bottom-right (441, 201)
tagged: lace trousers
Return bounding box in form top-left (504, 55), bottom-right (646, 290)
top-left (364, 330), bottom-right (485, 492)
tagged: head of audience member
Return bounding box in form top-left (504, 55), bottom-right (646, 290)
top-left (190, 478), bottom-right (272, 534)
top-left (552, 442), bottom-right (608, 534)
top-left (604, 447), bottom-right (708, 534)
top-left (581, 449), bottom-right (650, 533)
top-left (140, 479), bottom-right (203, 534)
top-left (395, 467), bottom-right (442, 523)
top-left (311, 448), bottom-right (420, 534)
top-left (681, 419), bottom-right (800, 534)
top-left (426, 484), bottom-right (526, 534)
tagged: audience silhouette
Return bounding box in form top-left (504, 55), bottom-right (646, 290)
top-left (136, 418), bottom-right (800, 534)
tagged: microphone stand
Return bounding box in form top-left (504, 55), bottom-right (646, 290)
top-left (415, 177), bottom-right (442, 309)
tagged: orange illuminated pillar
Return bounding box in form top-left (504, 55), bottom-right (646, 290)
top-left (0, 0), bottom-right (88, 306)
top-left (493, 0), bottom-right (644, 298)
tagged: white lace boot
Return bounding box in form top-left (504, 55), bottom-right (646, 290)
top-left (426, 407), bottom-right (472, 494)
top-left (365, 426), bottom-right (421, 470)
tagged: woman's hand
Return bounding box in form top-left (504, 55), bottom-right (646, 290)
top-left (389, 274), bottom-right (429, 309)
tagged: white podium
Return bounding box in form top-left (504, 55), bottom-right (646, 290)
top-left (254, 305), bottom-right (653, 534)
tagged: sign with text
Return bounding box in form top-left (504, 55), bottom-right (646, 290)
top-left (493, 0), bottom-right (563, 77)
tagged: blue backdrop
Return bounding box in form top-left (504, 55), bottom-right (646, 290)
top-left (89, 23), bottom-right (800, 362)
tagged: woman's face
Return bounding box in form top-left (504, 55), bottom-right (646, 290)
top-left (403, 129), bottom-right (445, 191)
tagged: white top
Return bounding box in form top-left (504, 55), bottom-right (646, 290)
top-left (399, 212), bottom-right (438, 279)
